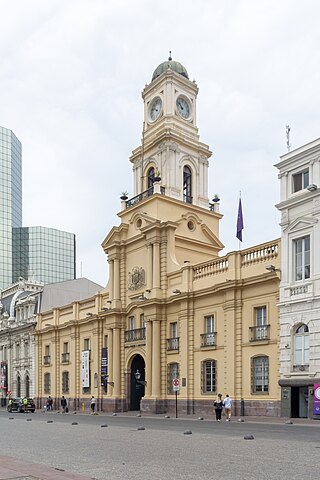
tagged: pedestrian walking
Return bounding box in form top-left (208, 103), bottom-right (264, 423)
top-left (213, 393), bottom-right (223, 421)
top-left (8, 397), bottom-right (13, 413)
top-left (90, 396), bottom-right (96, 414)
top-left (46, 396), bottom-right (53, 411)
top-left (22, 396), bottom-right (28, 413)
top-left (223, 394), bottom-right (232, 421)
top-left (61, 395), bottom-right (67, 413)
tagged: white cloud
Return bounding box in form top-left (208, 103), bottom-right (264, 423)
top-left (1, 0), bottom-right (319, 285)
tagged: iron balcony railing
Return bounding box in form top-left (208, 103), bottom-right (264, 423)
top-left (249, 324), bottom-right (270, 341)
top-left (200, 332), bottom-right (216, 347)
top-left (62, 352), bottom-right (70, 363)
top-left (43, 355), bottom-right (51, 365)
top-left (125, 186), bottom-right (166, 208)
top-left (125, 328), bottom-right (146, 342)
top-left (167, 337), bottom-right (179, 351)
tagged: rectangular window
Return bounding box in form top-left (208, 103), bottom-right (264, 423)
top-left (252, 356), bottom-right (269, 393)
top-left (205, 315), bottom-right (214, 333)
top-left (170, 322), bottom-right (178, 338)
top-left (44, 373), bottom-right (51, 394)
top-left (140, 314), bottom-right (146, 329)
top-left (84, 338), bottom-right (90, 351)
top-left (129, 316), bottom-right (135, 331)
top-left (293, 169), bottom-right (309, 192)
top-left (253, 306), bottom-right (268, 340)
top-left (202, 360), bottom-right (216, 393)
top-left (45, 345), bottom-right (50, 356)
top-left (63, 342), bottom-right (69, 353)
top-left (62, 371), bottom-right (69, 394)
top-left (294, 236), bottom-right (310, 281)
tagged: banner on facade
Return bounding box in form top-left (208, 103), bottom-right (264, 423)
top-left (313, 384), bottom-right (320, 415)
top-left (81, 350), bottom-right (90, 388)
top-left (101, 347), bottom-right (108, 386)
top-left (0, 361), bottom-right (7, 391)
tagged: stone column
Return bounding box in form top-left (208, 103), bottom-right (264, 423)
top-left (108, 260), bottom-right (114, 300)
top-left (152, 242), bottom-right (160, 289)
top-left (113, 328), bottom-right (121, 397)
top-left (147, 244), bottom-right (153, 290)
top-left (151, 320), bottom-right (161, 397)
top-left (114, 258), bottom-right (120, 301)
top-left (146, 320), bottom-right (152, 397)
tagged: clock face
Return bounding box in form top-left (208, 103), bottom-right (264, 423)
top-left (176, 96), bottom-right (191, 119)
top-left (149, 97), bottom-right (162, 122)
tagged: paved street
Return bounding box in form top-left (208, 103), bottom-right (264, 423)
top-left (0, 411), bottom-right (320, 479)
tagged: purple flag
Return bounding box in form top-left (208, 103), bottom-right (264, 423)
top-left (236, 198), bottom-right (244, 242)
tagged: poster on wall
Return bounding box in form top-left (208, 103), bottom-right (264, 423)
top-left (101, 347), bottom-right (108, 387)
top-left (0, 361), bottom-right (7, 391)
top-left (81, 350), bottom-right (90, 388)
top-left (314, 384), bottom-right (320, 415)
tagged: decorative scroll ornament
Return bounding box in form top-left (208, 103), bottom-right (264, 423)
top-left (127, 267), bottom-right (145, 291)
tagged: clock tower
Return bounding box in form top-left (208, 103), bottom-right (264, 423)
top-left (130, 55), bottom-right (212, 209)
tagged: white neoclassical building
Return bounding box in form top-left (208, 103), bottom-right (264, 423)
top-left (276, 138), bottom-right (320, 418)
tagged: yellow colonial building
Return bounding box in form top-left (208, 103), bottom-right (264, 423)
top-left (35, 57), bottom-right (281, 416)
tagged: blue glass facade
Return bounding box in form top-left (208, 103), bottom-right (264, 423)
top-left (0, 126), bottom-right (76, 289)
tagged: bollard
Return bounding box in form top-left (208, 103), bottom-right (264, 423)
top-left (81, 402), bottom-right (84, 413)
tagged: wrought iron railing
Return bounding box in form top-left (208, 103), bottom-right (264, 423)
top-left (62, 352), bottom-right (70, 363)
top-left (183, 194), bottom-right (193, 204)
top-left (125, 186), bottom-right (166, 208)
top-left (43, 355), bottom-right (51, 365)
top-left (200, 332), bottom-right (216, 347)
top-left (167, 337), bottom-right (179, 351)
top-left (125, 328), bottom-right (146, 342)
top-left (249, 325), bottom-right (270, 341)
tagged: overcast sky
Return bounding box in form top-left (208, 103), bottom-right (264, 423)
top-left (1, 0), bottom-right (320, 286)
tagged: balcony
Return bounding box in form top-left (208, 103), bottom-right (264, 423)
top-left (200, 332), bottom-right (216, 347)
top-left (167, 337), bottom-right (179, 351)
top-left (125, 328), bottom-right (146, 342)
top-left (183, 194), bottom-right (193, 204)
top-left (125, 186), bottom-right (166, 209)
top-left (62, 352), bottom-right (70, 363)
top-left (249, 325), bottom-right (270, 342)
top-left (43, 355), bottom-right (51, 365)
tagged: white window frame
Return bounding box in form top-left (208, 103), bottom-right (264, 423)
top-left (292, 169), bottom-right (309, 193)
top-left (293, 324), bottom-right (309, 366)
top-left (202, 359), bottom-right (216, 394)
top-left (205, 315), bottom-right (214, 333)
top-left (251, 356), bottom-right (269, 393)
top-left (293, 235), bottom-right (310, 282)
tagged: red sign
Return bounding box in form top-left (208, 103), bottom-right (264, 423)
top-left (172, 378), bottom-right (180, 391)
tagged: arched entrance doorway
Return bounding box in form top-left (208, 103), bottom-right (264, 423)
top-left (130, 354), bottom-right (145, 411)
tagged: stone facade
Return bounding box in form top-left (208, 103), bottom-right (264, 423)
top-left (35, 57), bottom-right (281, 416)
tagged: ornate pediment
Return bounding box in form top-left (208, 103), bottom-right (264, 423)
top-left (283, 216), bottom-right (318, 233)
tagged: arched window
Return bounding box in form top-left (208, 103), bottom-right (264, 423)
top-left (202, 359), bottom-right (216, 393)
top-left (167, 362), bottom-right (179, 394)
top-left (17, 375), bottom-right (21, 398)
top-left (25, 374), bottom-right (30, 398)
top-left (183, 166), bottom-right (192, 203)
top-left (44, 373), bottom-right (51, 394)
top-left (147, 167), bottom-right (155, 188)
top-left (251, 356), bottom-right (269, 393)
top-left (294, 324), bottom-right (309, 366)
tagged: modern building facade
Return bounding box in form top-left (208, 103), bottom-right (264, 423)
top-left (35, 57), bottom-right (281, 417)
top-left (0, 126), bottom-right (22, 290)
top-left (12, 227), bottom-right (76, 285)
top-left (0, 126), bottom-right (76, 290)
top-left (0, 278), bottom-right (102, 404)
top-left (276, 138), bottom-right (320, 418)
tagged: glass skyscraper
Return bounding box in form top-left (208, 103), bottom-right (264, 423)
top-left (0, 126), bottom-right (22, 289)
top-left (0, 126), bottom-right (76, 289)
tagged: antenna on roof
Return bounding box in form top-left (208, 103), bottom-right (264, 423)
top-left (168, 51), bottom-right (172, 61)
top-left (286, 125), bottom-right (291, 152)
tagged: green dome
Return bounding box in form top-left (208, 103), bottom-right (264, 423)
top-left (152, 55), bottom-right (189, 82)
